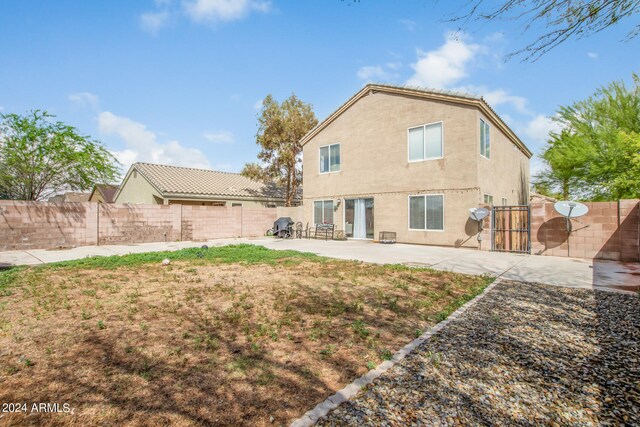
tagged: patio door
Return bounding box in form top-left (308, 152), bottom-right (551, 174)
top-left (344, 198), bottom-right (374, 239)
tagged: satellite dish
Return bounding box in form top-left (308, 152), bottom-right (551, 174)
top-left (554, 201), bottom-right (589, 232)
top-left (469, 207), bottom-right (489, 222)
top-left (554, 201), bottom-right (589, 218)
top-left (469, 208), bottom-right (489, 246)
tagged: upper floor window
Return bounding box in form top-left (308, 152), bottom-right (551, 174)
top-left (408, 122), bottom-right (443, 162)
top-left (480, 119), bottom-right (490, 159)
top-left (484, 194), bottom-right (493, 205)
top-left (320, 143), bottom-right (341, 173)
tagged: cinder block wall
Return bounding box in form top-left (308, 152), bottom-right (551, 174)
top-left (0, 201), bottom-right (97, 250)
top-left (0, 201), bottom-right (278, 251)
top-left (276, 206), bottom-right (304, 224)
top-left (99, 203), bottom-right (180, 244)
top-left (182, 206), bottom-right (242, 241)
top-left (530, 200), bottom-right (639, 261)
top-left (241, 208), bottom-right (279, 237)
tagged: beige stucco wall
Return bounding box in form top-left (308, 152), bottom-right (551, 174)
top-left (476, 111), bottom-right (530, 206)
top-left (168, 198), bottom-right (284, 208)
top-left (115, 171), bottom-right (163, 204)
top-left (89, 192), bottom-right (106, 203)
top-left (302, 91), bottom-right (530, 247)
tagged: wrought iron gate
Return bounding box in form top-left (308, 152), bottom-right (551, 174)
top-left (492, 205), bottom-right (531, 254)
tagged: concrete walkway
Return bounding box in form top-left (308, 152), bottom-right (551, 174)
top-left (1, 238), bottom-right (638, 293)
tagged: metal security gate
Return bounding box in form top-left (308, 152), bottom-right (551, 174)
top-left (492, 205), bottom-right (531, 254)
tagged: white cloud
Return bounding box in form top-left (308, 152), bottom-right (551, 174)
top-left (406, 33), bottom-right (481, 89)
top-left (140, 0), bottom-right (269, 33)
top-left (482, 89), bottom-right (528, 113)
top-left (524, 114), bottom-right (562, 144)
top-left (140, 10), bottom-right (170, 34)
top-left (203, 131), bottom-right (234, 144)
top-left (98, 111), bottom-right (211, 172)
top-left (456, 86), bottom-right (530, 114)
top-left (530, 157), bottom-right (547, 179)
top-left (399, 19), bottom-right (416, 31)
top-left (68, 92), bottom-right (99, 109)
top-left (357, 65), bottom-right (387, 81)
top-left (357, 62), bottom-right (402, 82)
top-left (183, 0), bottom-right (270, 23)
top-left (587, 52), bottom-right (598, 60)
top-left (483, 32), bottom-right (504, 43)
top-left (254, 99), bottom-right (263, 110)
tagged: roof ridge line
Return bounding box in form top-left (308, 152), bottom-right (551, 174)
top-left (134, 162), bottom-right (241, 176)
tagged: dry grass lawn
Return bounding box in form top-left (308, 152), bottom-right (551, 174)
top-left (0, 245), bottom-right (492, 426)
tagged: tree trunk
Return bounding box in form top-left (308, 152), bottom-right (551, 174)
top-left (285, 166), bottom-right (292, 207)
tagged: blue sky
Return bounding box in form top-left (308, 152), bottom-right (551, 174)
top-left (1, 0), bottom-right (638, 178)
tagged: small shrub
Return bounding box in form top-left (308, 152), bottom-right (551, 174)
top-left (319, 345), bottom-right (336, 358)
top-left (380, 348), bottom-right (393, 360)
top-left (351, 320), bottom-right (370, 339)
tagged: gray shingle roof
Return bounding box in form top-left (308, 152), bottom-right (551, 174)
top-left (132, 163), bottom-right (289, 200)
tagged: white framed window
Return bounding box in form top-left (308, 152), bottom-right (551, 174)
top-left (484, 194), bottom-right (494, 205)
top-left (408, 122), bottom-right (443, 162)
top-left (319, 143), bottom-right (341, 173)
top-left (480, 118), bottom-right (490, 159)
top-left (501, 197), bottom-right (508, 206)
top-left (408, 194), bottom-right (444, 231)
top-left (314, 200), bottom-right (334, 224)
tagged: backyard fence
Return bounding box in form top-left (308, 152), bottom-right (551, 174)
top-left (480, 199), bottom-right (639, 262)
top-left (0, 201), bottom-right (281, 251)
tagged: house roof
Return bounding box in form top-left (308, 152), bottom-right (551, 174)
top-left (117, 162), bottom-right (291, 201)
top-left (63, 192), bottom-right (91, 202)
top-left (530, 192), bottom-right (557, 203)
top-left (300, 83), bottom-right (533, 158)
top-left (90, 184), bottom-right (119, 203)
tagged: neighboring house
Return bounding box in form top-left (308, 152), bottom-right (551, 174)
top-left (114, 162), bottom-right (294, 207)
top-left (48, 192), bottom-right (91, 203)
top-left (530, 192), bottom-right (557, 204)
top-left (301, 84), bottom-right (532, 247)
top-left (89, 184), bottom-right (119, 203)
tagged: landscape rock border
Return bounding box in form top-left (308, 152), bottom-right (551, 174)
top-left (289, 278), bottom-right (505, 427)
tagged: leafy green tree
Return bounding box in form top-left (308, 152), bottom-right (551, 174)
top-left (0, 110), bottom-right (120, 201)
top-left (242, 94), bottom-right (317, 206)
top-left (448, 0), bottom-right (640, 60)
top-left (534, 73), bottom-right (640, 200)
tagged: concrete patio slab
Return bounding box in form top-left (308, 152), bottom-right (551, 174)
top-left (1, 237), bottom-right (637, 293)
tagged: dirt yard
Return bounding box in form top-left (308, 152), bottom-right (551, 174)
top-left (0, 245), bottom-right (491, 426)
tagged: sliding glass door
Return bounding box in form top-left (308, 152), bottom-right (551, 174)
top-left (344, 198), bottom-right (374, 239)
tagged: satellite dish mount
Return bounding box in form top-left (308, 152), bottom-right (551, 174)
top-left (554, 201), bottom-right (590, 258)
top-left (469, 208), bottom-right (490, 249)
top-left (554, 201), bottom-right (589, 233)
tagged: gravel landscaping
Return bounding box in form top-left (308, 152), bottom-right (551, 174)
top-left (318, 281), bottom-right (640, 426)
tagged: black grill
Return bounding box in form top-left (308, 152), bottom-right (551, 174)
top-left (273, 217), bottom-right (294, 238)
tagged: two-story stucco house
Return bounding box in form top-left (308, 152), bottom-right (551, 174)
top-left (301, 84), bottom-right (532, 247)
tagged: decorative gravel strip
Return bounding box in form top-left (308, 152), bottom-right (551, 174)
top-left (315, 281), bottom-right (640, 426)
top-left (290, 278), bottom-right (504, 427)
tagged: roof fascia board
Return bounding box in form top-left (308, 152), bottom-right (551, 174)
top-left (162, 193), bottom-right (290, 202)
top-left (113, 164), bottom-right (166, 202)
